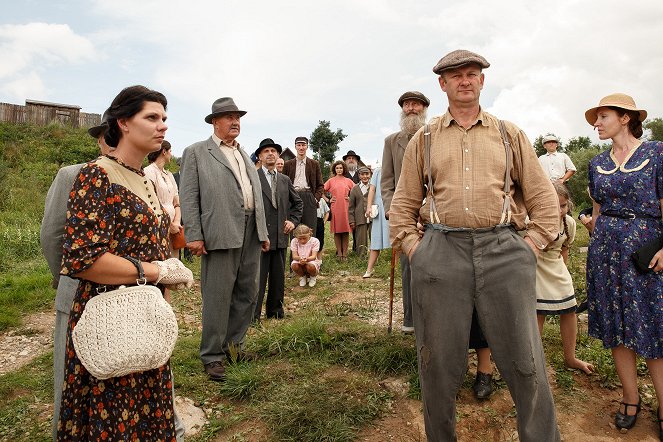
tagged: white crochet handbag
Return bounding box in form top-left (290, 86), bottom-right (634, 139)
top-left (72, 259), bottom-right (178, 379)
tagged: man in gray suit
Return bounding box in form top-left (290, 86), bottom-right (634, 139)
top-left (180, 97), bottom-right (269, 381)
top-left (253, 138), bottom-right (302, 321)
top-left (381, 91), bottom-right (429, 333)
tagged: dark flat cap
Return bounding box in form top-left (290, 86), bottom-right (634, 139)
top-left (357, 166), bottom-right (371, 174)
top-left (87, 110), bottom-right (110, 138)
top-left (432, 49), bottom-right (490, 75)
top-left (205, 97), bottom-right (247, 124)
top-left (255, 138), bottom-right (282, 157)
top-left (398, 91), bottom-right (430, 108)
top-left (294, 136), bottom-right (309, 144)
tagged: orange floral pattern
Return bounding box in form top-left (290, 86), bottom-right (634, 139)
top-left (58, 158), bottom-right (176, 441)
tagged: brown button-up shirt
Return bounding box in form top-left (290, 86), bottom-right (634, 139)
top-left (390, 109), bottom-right (559, 255)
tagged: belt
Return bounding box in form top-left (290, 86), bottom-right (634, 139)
top-left (425, 223), bottom-right (512, 234)
top-left (601, 210), bottom-right (660, 220)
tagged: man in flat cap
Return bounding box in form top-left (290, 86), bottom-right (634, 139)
top-left (381, 90), bottom-right (429, 334)
top-left (282, 136), bottom-right (324, 233)
top-left (390, 49), bottom-right (560, 441)
top-left (180, 97), bottom-right (270, 381)
top-left (342, 150), bottom-right (362, 184)
top-left (348, 166), bottom-right (372, 257)
top-left (253, 138), bottom-right (302, 321)
top-left (538, 134), bottom-right (576, 184)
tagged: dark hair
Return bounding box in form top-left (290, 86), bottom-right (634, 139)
top-left (147, 140), bottom-right (171, 163)
top-left (609, 106), bottom-right (643, 138)
top-left (104, 85), bottom-right (168, 148)
top-left (331, 160), bottom-right (348, 175)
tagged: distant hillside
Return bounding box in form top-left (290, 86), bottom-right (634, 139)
top-left (0, 121), bottom-right (99, 218)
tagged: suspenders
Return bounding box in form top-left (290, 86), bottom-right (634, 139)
top-left (424, 120), bottom-right (513, 225)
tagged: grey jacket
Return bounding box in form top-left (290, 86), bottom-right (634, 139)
top-left (40, 164), bottom-right (82, 314)
top-left (180, 137), bottom-right (269, 250)
top-left (380, 130), bottom-right (409, 214)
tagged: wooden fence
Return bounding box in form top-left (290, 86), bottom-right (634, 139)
top-left (0, 102), bottom-right (101, 128)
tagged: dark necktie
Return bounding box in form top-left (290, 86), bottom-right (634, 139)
top-left (269, 170), bottom-right (277, 208)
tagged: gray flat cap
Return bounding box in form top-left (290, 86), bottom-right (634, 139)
top-left (398, 91), bottom-right (430, 107)
top-left (542, 135), bottom-right (559, 144)
top-left (433, 49), bottom-right (490, 75)
top-left (357, 166), bottom-right (371, 174)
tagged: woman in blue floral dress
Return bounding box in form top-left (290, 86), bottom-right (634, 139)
top-left (57, 86), bottom-right (193, 441)
top-left (585, 93), bottom-right (663, 438)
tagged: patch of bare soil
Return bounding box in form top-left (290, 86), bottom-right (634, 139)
top-left (0, 311), bottom-right (55, 375)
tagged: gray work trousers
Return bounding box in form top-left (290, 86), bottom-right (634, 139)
top-left (199, 213), bottom-right (261, 364)
top-left (410, 225), bottom-right (560, 442)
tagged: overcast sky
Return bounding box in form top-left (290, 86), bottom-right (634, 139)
top-left (2, 0), bottom-right (662, 165)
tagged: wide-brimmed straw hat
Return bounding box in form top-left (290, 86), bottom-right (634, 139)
top-left (584, 93), bottom-right (647, 126)
top-left (205, 97), bottom-right (247, 124)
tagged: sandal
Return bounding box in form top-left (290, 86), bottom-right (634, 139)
top-left (614, 396), bottom-right (641, 430)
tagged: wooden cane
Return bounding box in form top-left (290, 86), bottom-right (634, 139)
top-left (388, 247), bottom-right (396, 334)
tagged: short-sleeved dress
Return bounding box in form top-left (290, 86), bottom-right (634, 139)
top-left (57, 156), bottom-right (176, 441)
top-left (587, 141), bottom-right (663, 359)
top-left (368, 167), bottom-right (390, 250)
top-left (290, 237), bottom-right (321, 271)
top-left (536, 215), bottom-right (577, 315)
top-left (324, 175), bottom-right (354, 233)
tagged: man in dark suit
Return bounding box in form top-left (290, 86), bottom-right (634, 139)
top-left (180, 97), bottom-right (270, 381)
top-left (254, 138), bottom-right (303, 320)
top-left (342, 150), bottom-right (361, 183)
top-left (282, 136), bottom-right (323, 233)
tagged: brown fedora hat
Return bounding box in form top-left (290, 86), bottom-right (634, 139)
top-left (205, 97), bottom-right (247, 124)
top-left (585, 93), bottom-right (647, 126)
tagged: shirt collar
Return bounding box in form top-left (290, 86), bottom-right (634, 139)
top-left (262, 165), bottom-right (276, 175)
top-left (212, 133), bottom-right (239, 149)
top-left (297, 156), bottom-right (307, 164)
top-left (441, 108), bottom-right (489, 129)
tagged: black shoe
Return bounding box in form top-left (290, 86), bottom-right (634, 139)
top-left (614, 396), bottom-right (641, 430)
top-left (657, 407), bottom-right (662, 441)
top-left (473, 371), bottom-right (493, 400)
top-left (576, 299), bottom-right (588, 313)
top-left (204, 361), bottom-right (226, 381)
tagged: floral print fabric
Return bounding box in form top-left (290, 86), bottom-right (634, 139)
top-left (587, 141), bottom-right (663, 359)
top-left (58, 157), bottom-right (176, 441)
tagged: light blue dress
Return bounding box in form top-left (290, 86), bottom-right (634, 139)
top-left (369, 167), bottom-right (390, 250)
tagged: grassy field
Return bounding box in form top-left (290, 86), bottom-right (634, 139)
top-left (0, 121), bottom-right (656, 441)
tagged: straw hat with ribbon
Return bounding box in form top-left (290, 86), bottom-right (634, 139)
top-left (585, 93), bottom-right (647, 126)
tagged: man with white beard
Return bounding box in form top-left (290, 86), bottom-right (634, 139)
top-left (381, 91), bottom-right (429, 333)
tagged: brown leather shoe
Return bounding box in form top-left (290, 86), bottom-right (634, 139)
top-left (204, 361), bottom-right (226, 381)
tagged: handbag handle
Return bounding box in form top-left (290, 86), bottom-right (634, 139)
top-left (125, 256), bottom-right (147, 285)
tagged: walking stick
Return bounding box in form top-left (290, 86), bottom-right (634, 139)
top-left (388, 247), bottom-right (396, 334)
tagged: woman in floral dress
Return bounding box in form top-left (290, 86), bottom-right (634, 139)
top-left (57, 85), bottom-right (192, 441)
top-left (585, 93), bottom-right (663, 438)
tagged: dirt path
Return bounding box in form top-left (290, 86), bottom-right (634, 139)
top-left (2, 274), bottom-right (659, 441)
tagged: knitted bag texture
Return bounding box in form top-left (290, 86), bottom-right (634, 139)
top-left (72, 284), bottom-right (178, 380)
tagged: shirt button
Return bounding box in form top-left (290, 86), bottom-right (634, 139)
top-left (465, 186), bottom-right (469, 190)
top-left (464, 149), bottom-right (468, 152)
top-left (465, 208), bottom-right (469, 211)
top-left (465, 167), bottom-right (469, 171)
